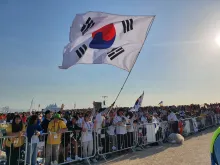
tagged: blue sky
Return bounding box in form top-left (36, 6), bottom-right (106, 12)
top-left (1, 0), bottom-right (220, 111)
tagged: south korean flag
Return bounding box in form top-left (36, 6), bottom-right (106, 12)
top-left (60, 12), bottom-right (155, 71)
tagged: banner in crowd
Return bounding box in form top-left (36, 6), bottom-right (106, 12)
top-left (131, 91), bottom-right (144, 112)
top-left (59, 12), bottom-right (155, 71)
top-left (192, 118), bottom-right (198, 132)
top-left (93, 102), bottom-right (102, 111)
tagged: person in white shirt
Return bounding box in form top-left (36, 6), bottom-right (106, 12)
top-left (93, 103), bottom-right (114, 154)
top-left (168, 110), bottom-right (179, 133)
top-left (168, 110), bottom-right (178, 121)
top-left (113, 109), bottom-right (127, 150)
top-left (152, 112), bottom-right (160, 124)
top-left (126, 112), bottom-right (136, 148)
top-left (77, 113), bottom-right (84, 128)
top-left (81, 114), bottom-right (97, 163)
top-left (106, 111), bottom-right (117, 151)
top-left (152, 112), bottom-right (162, 141)
top-left (140, 112), bottom-right (149, 137)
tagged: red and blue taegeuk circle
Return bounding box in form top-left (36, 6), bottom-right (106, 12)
top-left (89, 23), bottom-right (116, 49)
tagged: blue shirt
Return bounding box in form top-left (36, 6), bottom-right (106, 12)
top-left (26, 124), bottom-right (42, 142)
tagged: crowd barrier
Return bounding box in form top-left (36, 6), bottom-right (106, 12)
top-left (0, 135), bottom-right (27, 165)
top-left (0, 115), bottom-right (219, 165)
top-left (96, 125), bottom-right (138, 157)
top-left (33, 131), bottom-right (97, 165)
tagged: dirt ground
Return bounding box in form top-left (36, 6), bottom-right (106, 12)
top-left (98, 127), bottom-right (216, 165)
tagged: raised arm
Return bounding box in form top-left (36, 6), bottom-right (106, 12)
top-left (101, 102), bottom-right (115, 115)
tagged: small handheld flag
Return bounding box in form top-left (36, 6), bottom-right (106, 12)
top-left (133, 92), bottom-right (144, 111)
top-left (158, 101), bottom-right (163, 106)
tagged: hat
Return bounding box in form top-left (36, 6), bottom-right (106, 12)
top-left (45, 110), bottom-right (51, 115)
top-left (53, 113), bottom-right (61, 119)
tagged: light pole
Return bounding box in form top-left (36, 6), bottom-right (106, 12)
top-left (102, 96), bottom-right (108, 107)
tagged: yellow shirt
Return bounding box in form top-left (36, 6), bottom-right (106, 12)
top-left (47, 120), bottom-right (67, 145)
top-left (5, 124), bottom-right (26, 148)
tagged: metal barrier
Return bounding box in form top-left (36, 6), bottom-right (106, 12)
top-left (31, 130), bottom-right (97, 165)
top-left (136, 123), bottom-right (164, 148)
top-left (0, 135), bottom-right (27, 165)
top-left (161, 115), bottom-right (219, 138)
top-left (96, 125), bottom-right (138, 157)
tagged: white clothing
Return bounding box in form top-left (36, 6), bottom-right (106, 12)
top-left (95, 113), bottom-right (104, 134)
top-left (113, 116), bottom-right (127, 135)
top-left (152, 116), bottom-right (160, 124)
top-left (81, 121), bottom-right (93, 142)
top-left (107, 125), bottom-right (115, 135)
top-left (82, 140), bottom-right (93, 158)
top-left (31, 135), bottom-right (39, 144)
top-left (127, 118), bottom-right (135, 132)
top-left (141, 116), bottom-right (148, 124)
top-left (77, 117), bottom-right (84, 127)
top-left (168, 112), bottom-right (178, 121)
top-left (62, 118), bottom-right (67, 124)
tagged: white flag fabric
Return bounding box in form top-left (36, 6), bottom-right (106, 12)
top-left (133, 92), bottom-right (144, 111)
top-left (59, 12), bottom-right (155, 71)
top-left (29, 98), bottom-right (34, 114)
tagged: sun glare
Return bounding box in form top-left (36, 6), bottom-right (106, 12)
top-left (215, 34), bottom-right (220, 47)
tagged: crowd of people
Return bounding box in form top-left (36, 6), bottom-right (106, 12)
top-left (1, 102), bottom-right (219, 165)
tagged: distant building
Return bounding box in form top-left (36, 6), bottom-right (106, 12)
top-left (43, 103), bottom-right (60, 112)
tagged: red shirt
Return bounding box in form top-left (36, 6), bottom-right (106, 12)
top-left (22, 116), bottom-right (27, 123)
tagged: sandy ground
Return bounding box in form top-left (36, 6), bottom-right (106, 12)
top-left (97, 127), bottom-right (215, 165)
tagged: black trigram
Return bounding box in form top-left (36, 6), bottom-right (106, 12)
top-left (81, 17), bottom-right (95, 35)
top-left (107, 47), bottom-right (125, 60)
top-left (76, 44), bottom-right (87, 58)
top-left (122, 19), bottom-right (133, 33)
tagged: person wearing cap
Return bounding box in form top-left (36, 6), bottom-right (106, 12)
top-left (45, 113), bottom-right (67, 165)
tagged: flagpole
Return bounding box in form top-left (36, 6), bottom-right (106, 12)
top-left (113, 16), bottom-right (155, 104)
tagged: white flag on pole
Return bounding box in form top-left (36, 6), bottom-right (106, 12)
top-left (59, 12), bottom-right (155, 71)
top-left (29, 98), bottom-right (34, 114)
top-left (131, 91), bottom-right (144, 112)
